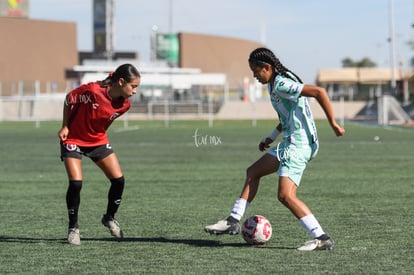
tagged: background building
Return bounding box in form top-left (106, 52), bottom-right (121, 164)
top-left (0, 0), bottom-right (412, 124)
top-left (179, 32), bottom-right (263, 89)
top-left (0, 17), bottom-right (78, 95)
top-left (0, 18), bottom-right (262, 96)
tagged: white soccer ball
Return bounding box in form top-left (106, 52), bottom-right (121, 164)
top-left (241, 215), bottom-right (272, 245)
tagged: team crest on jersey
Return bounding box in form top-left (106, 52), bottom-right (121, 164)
top-left (109, 112), bottom-right (120, 121)
top-left (270, 91), bottom-right (280, 102)
top-left (65, 144), bottom-right (78, 151)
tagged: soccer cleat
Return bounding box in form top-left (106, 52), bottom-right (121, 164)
top-left (204, 219), bottom-right (241, 235)
top-left (101, 214), bottom-right (124, 239)
top-left (297, 237), bottom-right (334, 251)
top-left (67, 228), bottom-right (80, 245)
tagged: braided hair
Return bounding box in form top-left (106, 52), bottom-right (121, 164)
top-left (248, 47), bottom-right (303, 84)
top-left (99, 63), bottom-right (141, 87)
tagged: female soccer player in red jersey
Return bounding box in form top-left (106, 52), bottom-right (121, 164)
top-left (57, 64), bottom-right (141, 245)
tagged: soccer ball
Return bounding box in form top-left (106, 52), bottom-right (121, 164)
top-left (241, 215), bottom-right (272, 245)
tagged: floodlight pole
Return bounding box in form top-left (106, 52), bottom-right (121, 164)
top-left (388, 0), bottom-right (397, 96)
top-left (412, 0), bottom-right (414, 28)
top-left (169, 0), bottom-right (173, 33)
top-left (379, 0), bottom-right (397, 126)
top-left (106, 0), bottom-right (115, 61)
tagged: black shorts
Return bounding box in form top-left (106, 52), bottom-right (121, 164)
top-left (60, 143), bottom-right (114, 162)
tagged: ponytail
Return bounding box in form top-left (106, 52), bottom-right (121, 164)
top-left (99, 64), bottom-right (140, 87)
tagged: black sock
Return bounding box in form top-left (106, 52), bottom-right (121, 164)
top-left (66, 180), bottom-right (82, 229)
top-left (106, 176), bottom-right (125, 218)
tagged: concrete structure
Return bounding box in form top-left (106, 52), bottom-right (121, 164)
top-left (316, 68), bottom-right (413, 102)
top-left (317, 68), bottom-right (413, 84)
top-left (1, 16), bottom-right (411, 124)
top-left (0, 16), bottom-right (263, 95)
top-left (0, 17), bottom-right (78, 95)
top-left (0, 97), bottom-right (365, 122)
top-left (215, 100), bottom-right (365, 121)
top-left (179, 33), bottom-right (263, 89)
top-left (70, 63), bottom-right (227, 101)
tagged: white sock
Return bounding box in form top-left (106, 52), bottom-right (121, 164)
top-left (229, 198), bottom-right (249, 221)
top-left (299, 214), bottom-right (325, 238)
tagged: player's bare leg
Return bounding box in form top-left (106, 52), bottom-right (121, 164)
top-left (204, 154), bottom-right (278, 235)
top-left (240, 154), bottom-right (279, 202)
top-left (277, 176), bottom-right (334, 251)
top-left (277, 176), bottom-right (311, 218)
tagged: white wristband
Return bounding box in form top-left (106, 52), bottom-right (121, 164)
top-left (267, 127), bottom-right (281, 141)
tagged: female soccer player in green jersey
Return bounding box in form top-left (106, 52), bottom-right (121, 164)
top-left (205, 47), bottom-right (345, 251)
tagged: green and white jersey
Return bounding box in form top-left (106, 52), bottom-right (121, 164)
top-left (268, 74), bottom-right (318, 148)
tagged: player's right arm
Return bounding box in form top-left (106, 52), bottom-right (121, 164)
top-left (57, 94), bottom-right (72, 142)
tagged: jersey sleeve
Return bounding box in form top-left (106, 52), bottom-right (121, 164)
top-left (67, 83), bottom-right (95, 105)
top-left (274, 76), bottom-right (304, 101)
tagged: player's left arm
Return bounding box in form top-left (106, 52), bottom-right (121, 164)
top-left (259, 123), bottom-right (282, 151)
top-left (300, 85), bottom-right (345, 137)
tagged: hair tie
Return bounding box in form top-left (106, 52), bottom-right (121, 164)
top-left (109, 72), bottom-right (114, 78)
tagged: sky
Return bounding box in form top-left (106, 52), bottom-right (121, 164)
top-left (30, 0), bottom-right (414, 84)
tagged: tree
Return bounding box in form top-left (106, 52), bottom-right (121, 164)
top-left (341, 57), bottom-right (377, 68)
top-left (341, 58), bottom-right (355, 67)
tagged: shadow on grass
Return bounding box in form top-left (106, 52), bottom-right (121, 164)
top-left (0, 235), bottom-right (294, 249)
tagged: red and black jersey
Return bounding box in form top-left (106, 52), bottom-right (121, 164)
top-left (63, 82), bottom-right (130, 146)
